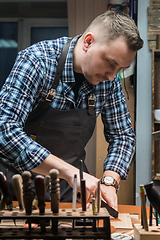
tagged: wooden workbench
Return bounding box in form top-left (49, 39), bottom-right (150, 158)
top-left (0, 202), bottom-right (152, 239)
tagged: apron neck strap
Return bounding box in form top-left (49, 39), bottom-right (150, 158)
top-left (88, 88), bottom-right (96, 115)
top-left (46, 38), bottom-right (72, 102)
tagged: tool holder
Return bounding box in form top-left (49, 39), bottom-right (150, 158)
top-left (0, 207), bottom-right (110, 239)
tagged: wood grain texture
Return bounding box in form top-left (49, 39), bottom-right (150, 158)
top-left (134, 224), bottom-right (160, 240)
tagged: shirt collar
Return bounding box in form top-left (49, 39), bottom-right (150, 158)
top-left (61, 35), bottom-right (95, 94)
top-left (62, 35), bottom-right (81, 84)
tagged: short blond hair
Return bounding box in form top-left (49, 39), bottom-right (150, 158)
top-left (83, 11), bottom-right (143, 51)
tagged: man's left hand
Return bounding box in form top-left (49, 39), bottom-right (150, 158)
top-left (100, 184), bottom-right (118, 211)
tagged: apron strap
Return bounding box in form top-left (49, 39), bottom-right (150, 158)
top-left (88, 89), bottom-right (96, 115)
top-left (46, 38), bottom-right (72, 102)
top-left (24, 38), bottom-right (72, 123)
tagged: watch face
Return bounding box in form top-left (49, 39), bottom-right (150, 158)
top-left (104, 176), bottom-right (114, 184)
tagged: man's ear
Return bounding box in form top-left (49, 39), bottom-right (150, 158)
top-left (83, 32), bottom-right (94, 52)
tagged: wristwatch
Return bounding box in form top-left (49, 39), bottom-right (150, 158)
top-left (101, 176), bottom-right (120, 193)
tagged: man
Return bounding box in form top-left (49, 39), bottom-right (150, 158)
top-left (0, 11), bottom-right (143, 210)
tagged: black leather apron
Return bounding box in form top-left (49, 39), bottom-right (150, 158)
top-left (24, 39), bottom-right (96, 202)
top-left (0, 39), bottom-right (96, 202)
top-left (25, 106), bottom-right (96, 202)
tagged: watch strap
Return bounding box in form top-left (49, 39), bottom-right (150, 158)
top-left (101, 175), bottom-right (120, 192)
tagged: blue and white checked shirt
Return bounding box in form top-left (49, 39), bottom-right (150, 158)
top-left (0, 35), bottom-right (135, 180)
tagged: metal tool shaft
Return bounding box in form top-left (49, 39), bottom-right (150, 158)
top-left (72, 174), bottom-right (77, 211)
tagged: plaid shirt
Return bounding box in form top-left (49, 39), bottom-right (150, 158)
top-left (0, 35), bottom-right (135, 180)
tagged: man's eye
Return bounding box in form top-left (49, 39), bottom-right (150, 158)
top-left (107, 60), bottom-right (111, 64)
top-left (106, 59), bottom-right (115, 68)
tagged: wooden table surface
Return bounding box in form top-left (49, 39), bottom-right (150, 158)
top-left (12, 201), bottom-right (149, 219)
top-left (12, 201), bottom-right (148, 215)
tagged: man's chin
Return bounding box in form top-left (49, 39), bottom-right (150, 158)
top-left (86, 78), bottom-right (101, 86)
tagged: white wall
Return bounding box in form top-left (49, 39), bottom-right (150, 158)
top-left (136, 0), bottom-right (152, 205)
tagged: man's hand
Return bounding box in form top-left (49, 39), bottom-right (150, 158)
top-left (33, 154), bottom-right (100, 204)
top-left (33, 154), bottom-right (120, 210)
top-left (78, 172), bottom-right (118, 211)
top-left (70, 171), bottom-right (99, 204)
top-left (100, 170), bottom-right (120, 210)
top-left (100, 184), bottom-right (118, 211)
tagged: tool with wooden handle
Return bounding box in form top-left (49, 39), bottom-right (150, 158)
top-left (49, 169), bottom-right (60, 231)
top-left (22, 171), bottom-right (34, 215)
top-left (49, 169), bottom-right (60, 213)
top-left (139, 185), bottom-right (148, 231)
top-left (32, 175), bottom-right (50, 210)
top-left (34, 175), bottom-right (45, 215)
top-left (12, 174), bottom-right (24, 210)
top-left (0, 171), bottom-right (13, 210)
top-left (34, 175), bottom-right (46, 232)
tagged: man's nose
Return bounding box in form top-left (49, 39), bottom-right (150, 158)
top-left (107, 73), bottom-right (116, 81)
top-left (107, 68), bottom-right (120, 81)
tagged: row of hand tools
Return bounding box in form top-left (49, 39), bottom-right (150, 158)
top-left (0, 159), bottom-right (89, 215)
top-left (0, 159), bottom-right (118, 219)
top-left (0, 169), bottom-right (60, 216)
top-left (0, 164), bottom-right (113, 237)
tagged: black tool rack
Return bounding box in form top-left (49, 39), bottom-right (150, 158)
top-left (0, 207), bottom-right (110, 239)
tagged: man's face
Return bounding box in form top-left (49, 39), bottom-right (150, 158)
top-left (81, 35), bottom-right (136, 85)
